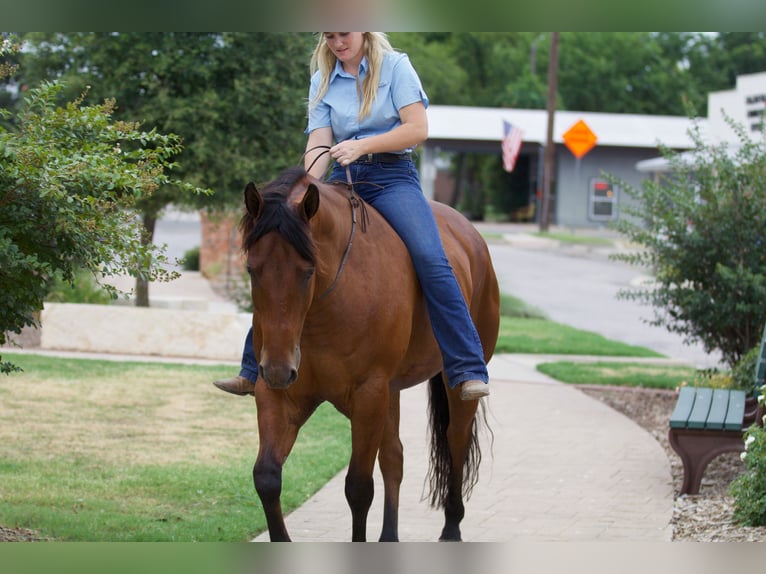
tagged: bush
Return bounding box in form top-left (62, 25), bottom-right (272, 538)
top-left (688, 346), bottom-right (762, 393)
top-left (611, 116), bottom-right (766, 369)
top-left (0, 38), bottom-right (208, 374)
top-left (730, 384), bottom-right (766, 526)
top-left (45, 269), bottom-right (113, 305)
top-left (181, 246), bottom-right (200, 271)
top-left (731, 346), bottom-right (762, 394)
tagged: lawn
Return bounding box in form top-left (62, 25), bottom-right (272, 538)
top-left (0, 354), bottom-right (350, 541)
top-left (536, 360), bottom-right (697, 390)
top-left (496, 316), bottom-right (664, 357)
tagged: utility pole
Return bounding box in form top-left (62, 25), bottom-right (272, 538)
top-left (540, 32), bottom-right (559, 233)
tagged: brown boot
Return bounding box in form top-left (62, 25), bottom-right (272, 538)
top-left (213, 375), bottom-right (255, 396)
top-left (459, 380), bottom-right (489, 401)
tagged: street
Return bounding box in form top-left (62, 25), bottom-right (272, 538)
top-left (488, 240), bottom-right (722, 368)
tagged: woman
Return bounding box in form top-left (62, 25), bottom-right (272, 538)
top-left (214, 32), bottom-right (489, 401)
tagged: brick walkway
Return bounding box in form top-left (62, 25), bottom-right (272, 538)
top-left (253, 354), bottom-right (674, 542)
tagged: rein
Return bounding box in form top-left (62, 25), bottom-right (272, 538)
top-left (303, 145), bottom-right (369, 300)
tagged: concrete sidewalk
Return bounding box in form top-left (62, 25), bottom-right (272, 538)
top-left (253, 353), bottom-right (675, 542)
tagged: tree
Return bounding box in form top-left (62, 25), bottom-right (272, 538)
top-left (611, 118), bottom-right (766, 368)
top-left (0, 38), bottom-right (209, 373)
top-left (19, 33), bottom-right (313, 305)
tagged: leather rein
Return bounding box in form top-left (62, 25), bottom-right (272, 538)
top-left (304, 145), bottom-right (369, 300)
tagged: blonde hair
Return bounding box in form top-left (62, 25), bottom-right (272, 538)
top-left (310, 32), bottom-right (395, 121)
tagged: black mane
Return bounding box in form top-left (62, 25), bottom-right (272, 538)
top-left (240, 167), bottom-right (316, 264)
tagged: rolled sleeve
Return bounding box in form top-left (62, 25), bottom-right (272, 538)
top-left (306, 72), bottom-right (331, 134)
top-left (390, 54), bottom-right (429, 111)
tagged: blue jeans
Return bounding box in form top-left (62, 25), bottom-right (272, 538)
top-left (239, 159), bottom-right (488, 388)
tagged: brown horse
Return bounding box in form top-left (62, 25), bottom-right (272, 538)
top-left (241, 167), bottom-right (499, 542)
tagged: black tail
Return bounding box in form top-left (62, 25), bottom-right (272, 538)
top-left (425, 374), bottom-right (487, 509)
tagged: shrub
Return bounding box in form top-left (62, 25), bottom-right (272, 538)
top-left (730, 384), bottom-right (766, 526)
top-left (45, 269), bottom-right (113, 305)
top-left (689, 369), bottom-right (735, 390)
top-left (686, 347), bottom-right (762, 393)
top-left (181, 246), bottom-right (200, 271)
top-left (731, 346), bottom-right (761, 395)
top-left (611, 116), bottom-right (766, 369)
top-left (0, 38), bottom-right (208, 374)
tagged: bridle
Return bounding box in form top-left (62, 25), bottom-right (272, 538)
top-left (304, 145), bottom-right (369, 300)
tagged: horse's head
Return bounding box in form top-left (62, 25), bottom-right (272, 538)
top-left (240, 168), bottom-right (320, 389)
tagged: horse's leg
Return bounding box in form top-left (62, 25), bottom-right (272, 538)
top-left (252, 391), bottom-right (314, 542)
top-left (426, 374), bottom-right (480, 542)
top-left (377, 389), bottom-right (402, 542)
top-left (345, 382), bottom-right (389, 542)
top-left (440, 395), bottom-right (478, 541)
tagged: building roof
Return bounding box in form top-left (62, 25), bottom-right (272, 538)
top-left (426, 105), bottom-right (704, 150)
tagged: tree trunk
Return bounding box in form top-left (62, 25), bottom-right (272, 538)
top-left (134, 212), bottom-right (157, 308)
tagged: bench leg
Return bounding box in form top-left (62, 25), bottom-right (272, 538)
top-left (667, 428), bottom-right (745, 495)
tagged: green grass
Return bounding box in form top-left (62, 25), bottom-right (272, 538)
top-left (0, 354), bottom-right (350, 541)
top-left (499, 292), bottom-right (547, 319)
top-left (536, 361), bottom-right (697, 390)
top-left (533, 231), bottom-right (615, 246)
top-left (496, 316), bottom-right (664, 357)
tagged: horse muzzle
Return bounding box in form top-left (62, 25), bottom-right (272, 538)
top-left (259, 347), bottom-right (301, 389)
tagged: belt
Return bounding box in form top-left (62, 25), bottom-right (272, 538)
top-left (353, 153), bottom-right (412, 164)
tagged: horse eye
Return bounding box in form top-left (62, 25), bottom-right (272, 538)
top-left (246, 266), bottom-right (260, 288)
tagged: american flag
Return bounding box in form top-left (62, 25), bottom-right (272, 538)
top-left (502, 119), bottom-right (523, 173)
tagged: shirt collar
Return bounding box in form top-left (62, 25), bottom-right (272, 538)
top-left (329, 56), bottom-right (368, 82)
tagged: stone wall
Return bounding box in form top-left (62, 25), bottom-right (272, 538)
top-left (40, 303), bottom-right (249, 362)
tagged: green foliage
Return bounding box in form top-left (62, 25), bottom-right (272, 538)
top-left (0, 39), bottom-right (209, 373)
top-left (688, 369), bottom-right (736, 390)
top-left (611, 117), bottom-right (766, 368)
top-left (17, 33), bottom-right (313, 308)
top-left (20, 33), bottom-right (314, 210)
top-left (730, 385), bottom-right (766, 526)
top-left (731, 346), bottom-right (761, 394)
top-left (181, 247), bottom-right (200, 272)
top-left (45, 269), bottom-right (113, 305)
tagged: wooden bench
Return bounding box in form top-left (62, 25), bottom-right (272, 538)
top-left (669, 322), bottom-right (766, 495)
top-left (668, 386), bottom-right (760, 494)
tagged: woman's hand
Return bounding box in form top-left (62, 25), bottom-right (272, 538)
top-left (329, 101), bottom-right (427, 166)
top-left (330, 139), bottom-right (367, 167)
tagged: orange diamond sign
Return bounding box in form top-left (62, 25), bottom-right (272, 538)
top-left (563, 119), bottom-right (597, 159)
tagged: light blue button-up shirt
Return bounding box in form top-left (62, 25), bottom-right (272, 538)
top-left (306, 52), bottom-right (429, 153)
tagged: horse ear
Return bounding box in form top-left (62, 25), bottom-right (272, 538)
top-left (244, 182), bottom-right (263, 219)
top-left (301, 183), bottom-right (320, 221)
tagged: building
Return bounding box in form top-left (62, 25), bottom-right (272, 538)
top-left (421, 106), bottom-right (701, 228)
top-left (637, 71), bottom-right (766, 175)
